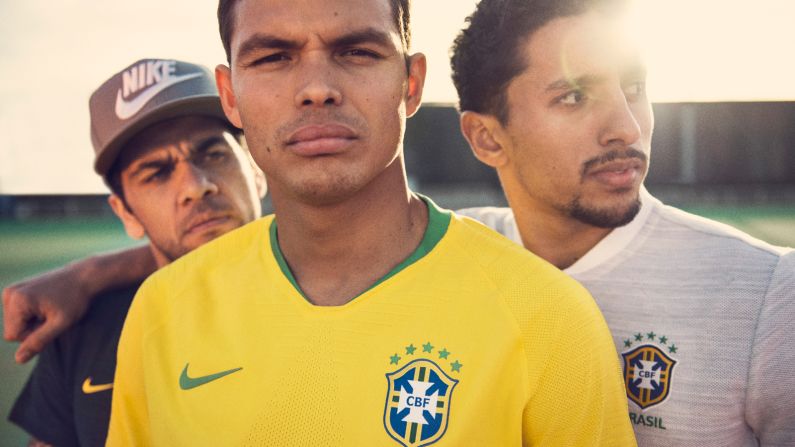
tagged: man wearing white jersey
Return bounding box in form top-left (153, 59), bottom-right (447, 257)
top-left (450, 0), bottom-right (795, 445)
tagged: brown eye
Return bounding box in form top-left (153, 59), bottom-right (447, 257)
top-left (144, 167), bottom-right (172, 183)
top-left (249, 52), bottom-right (291, 67)
top-left (206, 149), bottom-right (228, 161)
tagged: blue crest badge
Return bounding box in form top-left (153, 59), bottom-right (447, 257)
top-left (622, 344), bottom-right (677, 410)
top-left (384, 359), bottom-right (458, 447)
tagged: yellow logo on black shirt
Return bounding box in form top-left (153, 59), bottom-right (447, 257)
top-left (82, 377), bottom-right (113, 394)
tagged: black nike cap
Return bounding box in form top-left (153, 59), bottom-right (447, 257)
top-left (89, 58), bottom-right (230, 176)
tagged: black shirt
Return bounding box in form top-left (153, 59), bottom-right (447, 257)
top-left (9, 282), bottom-right (140, 447)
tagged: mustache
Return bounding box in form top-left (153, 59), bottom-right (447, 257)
top-left (581, 148), bottom-right (648, 176)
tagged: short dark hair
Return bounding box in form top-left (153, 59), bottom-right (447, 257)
top-left (451, 0), bottom-right (626, 124)
top-left (218, 0), bottom-right (412, 64)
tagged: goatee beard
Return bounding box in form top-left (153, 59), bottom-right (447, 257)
top-left (567, 196), bottom-right (641, 228)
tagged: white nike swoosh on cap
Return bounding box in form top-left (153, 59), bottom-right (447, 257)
top-left (114, 72), bottom-right (203, 120)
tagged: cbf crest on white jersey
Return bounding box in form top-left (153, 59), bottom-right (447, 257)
top-left (384, 358), bottom-right (458, 447)
top-left (622, 338), bottom-right (677, 410)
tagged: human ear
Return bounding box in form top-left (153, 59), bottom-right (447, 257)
top-left (108, 195), bottom-right (146, 240)
top-left (215, 64), bottom-right (243, 129)
top-left (459, 111), bottom-right (509, 168)
top-left (404, 53), bottom-right (427, 118)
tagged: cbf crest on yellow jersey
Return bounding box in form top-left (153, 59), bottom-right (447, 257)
top-left (108, 198), bottom-right (636, 446)
top-left (384, 349), bottom-right (459, 446)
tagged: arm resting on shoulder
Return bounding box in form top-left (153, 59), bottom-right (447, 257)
top-left (2, 245), bottom-right (155, 363)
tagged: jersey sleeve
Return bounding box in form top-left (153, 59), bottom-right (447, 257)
top-left (522, 280), bottom-right (637, 447)
top-left (745, 250), bottom-right (795, 446)
top-left (8, 338), bottom-right (80, 446)
top-left (106, 278), bottom-right (155, 446)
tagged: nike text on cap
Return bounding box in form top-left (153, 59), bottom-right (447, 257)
top-left (89, 58), bottom-right (230, 176)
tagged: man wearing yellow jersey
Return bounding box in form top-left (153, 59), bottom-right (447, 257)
top-left (103, 0), bottom-right (635, 445)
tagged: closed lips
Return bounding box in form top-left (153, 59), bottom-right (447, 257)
top-left (185, 214), bottom-right (230, 234)
top-left (286, 124), bottom-right (357, 145)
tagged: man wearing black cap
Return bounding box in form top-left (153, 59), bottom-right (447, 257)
top-left (8, 58), bottom-right (264, 447)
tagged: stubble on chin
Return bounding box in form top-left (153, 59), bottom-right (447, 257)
top-left (288, 171), bottom-right (365, 207)
top-left (566, 193), bottom-right (641, 229)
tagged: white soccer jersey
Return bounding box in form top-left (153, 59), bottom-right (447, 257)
top-left (458, 189), bottom-right (795, 447)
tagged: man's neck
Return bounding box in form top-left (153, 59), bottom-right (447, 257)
top-left (515, 211), bottom-right (611, 270)
top-left (270, 166), bottom-right (429, 306)
top-left (505, 190), bottom-right (612, 270)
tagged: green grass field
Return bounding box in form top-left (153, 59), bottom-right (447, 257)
top-left (0, 209), bottom-right (793, 445)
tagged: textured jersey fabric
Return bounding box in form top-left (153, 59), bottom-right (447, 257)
top-left (9, 283), bottom-right (139, 447)
top-left (107, 198), bottom-right (636, 446)
top-left (458, 190), bottom-right (795, 446)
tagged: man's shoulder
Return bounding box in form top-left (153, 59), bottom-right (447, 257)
top-left (447, 210), bottom-right (533, 267)
top-left (456, 205), bottom-right (513, 221)
top-left (151, 216), bottom-right (273, 285)
top-left (53, 282), bottom-right (139, 352)
top-left (648, 201), bottom-right (787, 260)
top-left (84, 282), bottom-right (140, 318)
top-left (447, 215), bottom-right (605, 362)
top-left (455, 206), bottom-right (520, 243)
top-left (447, 212), bottom-right (592, 308)
top-left (127, 217), bottom-right (273, 326)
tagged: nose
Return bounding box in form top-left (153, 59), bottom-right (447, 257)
top-left (598, 89), bottom-right (642, 148)
top-left (293, 56), bottom-right (343, 108)
top-left (178, 162), bottom-right (219, 205)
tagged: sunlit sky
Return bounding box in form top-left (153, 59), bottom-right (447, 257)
top-left (1, 0), bottom-right (794, 194)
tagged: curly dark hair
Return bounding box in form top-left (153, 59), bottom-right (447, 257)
top-left (450, 0), bottom-right (626, 124)
top-left (218, 0), bottom-right (411, 64)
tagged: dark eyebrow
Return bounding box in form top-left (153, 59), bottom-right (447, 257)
top-left (128, 156), bottom-right (175, 181)
top-left (329, 27), bottom-right (395, 49)
top-left (545, 74), bottom-right (605, 93)
top-left (236, 33), bottom-right (303, 61)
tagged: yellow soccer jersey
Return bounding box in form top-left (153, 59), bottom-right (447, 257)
top-left (108, 199), bottom-right (635, 446)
